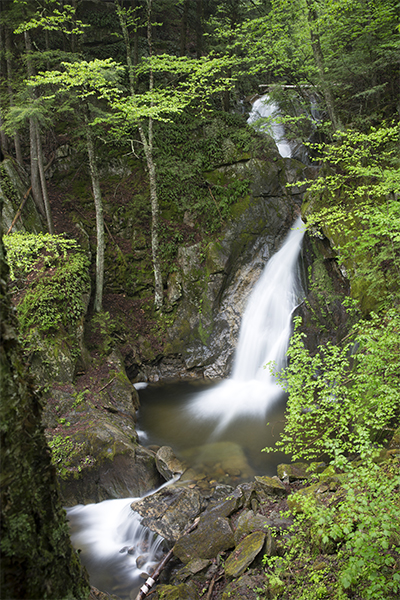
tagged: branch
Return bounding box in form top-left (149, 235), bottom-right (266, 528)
top-left (134, 517), bottom-right (200, 600)
top-left (6, 152), bottom-right (55, 234)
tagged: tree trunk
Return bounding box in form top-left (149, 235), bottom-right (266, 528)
top-left (196, 0), bottom-right (203, 58)
top-left (37, 129), bottom-right (54, 233)
top-left (180, 0), bottom-right (188, 56)
top-left (130, 0), bottom-right (139, 67)
top-left (5, 27), bottom-right (23, 165)
top-left (144, 0), bottom-right (163, 310)
top-left (29, 117), bottom-right (45, 216)
top-left (85, 118), bottom-right (104, 313)
top-left (306, 0), bottom-right (342, 131)
top-left (24, 30), bottom-right (47, 216)
top-left (119, 0), bottom-right (163, 310)
top-left (138, 122), bottom-right (163, 311)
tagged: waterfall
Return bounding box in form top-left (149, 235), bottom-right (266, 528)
top-left (187, 216), bottom-right (305, 433)
top-left (67, 496), bottom-right (165, 599)
top-left (247, 95), bottom-right (292, 158)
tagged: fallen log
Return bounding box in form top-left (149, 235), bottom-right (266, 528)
top-left (134, 516), bottom-right (200, 600)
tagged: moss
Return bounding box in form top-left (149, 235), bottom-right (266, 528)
top-left (0, 214), bottom-right (90, 599)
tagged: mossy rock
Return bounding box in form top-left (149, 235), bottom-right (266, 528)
top-left (173, 516), bottom-right (234, 564)
top-left (254, 475), bottom-right (287, 496)
top-left (224, 531), bottom-right (266, 578)
top-left (222, 573), bottom-right (267, 600)
top-left (155, 582), bottom-right (199, 600)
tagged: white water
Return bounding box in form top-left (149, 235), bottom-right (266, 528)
top-left (67, 218), bottom-right (305, 597)
top-left (247, 94), bottom-right (292, 158)
top-left (67, 497), bottom-right (164, 598)
top-left (187, 216), bottom-right (305, 433)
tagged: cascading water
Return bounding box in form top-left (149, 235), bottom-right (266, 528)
top-left (186, 216), bottom-right (305, 434)
top-left (247, 94), bottom-right (292, 158)
top-left (67, 120), bottom-right (304, 597)
top-left (67, 495), bottom-right (166, 600)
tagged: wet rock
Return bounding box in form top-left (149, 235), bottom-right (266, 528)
top-left (89, 586), bottom-right (121, 600)
top-left (224, 531), bottom-right (266, 578)
top-left (175, 559), bottom-right (211, 581)
top-left (59, 443), bottom-right (160, 506)
top-left (234, 509), bottom-right (292, 545)
top-left (205, 487), bottom-right (244, 518)
top-left (277, 462), bottom-right (310, 481)
top-left (154, 582), bottom-right (199, 600)
top-left (156, 446), bottom-right (187, 481)
top-left (221, 573), bottom-right (266, 600)
top-left (173, 516), bottom-right (234, 564)
top-left (131, 484), bottom-right (206, 542)
top-left (254, 475), bottom-right (287, 496)
top-left (277, 461), bottom-right (326, 481)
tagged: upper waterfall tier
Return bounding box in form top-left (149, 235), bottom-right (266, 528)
top-left (247, 95), bottom-right (292, 158)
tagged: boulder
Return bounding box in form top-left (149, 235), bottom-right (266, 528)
top-left (222, 574), bottom-right (266, 600)
top-left (233, 510), bottom-right (282, 548)
top-left (131, 484), bottom-right (206, 542)
top-left (254, 475), bottom-right (287, 496)
top-left (277, 462), bottom-right (311, 481)
top-left (156, 446), bottom-right (187, 481)
top-left (224, 531), bottom-right (266, 578)
top-left (173, 516), bottom-right (234, 564)
top-left (154, 582), bottom-right (199, 600)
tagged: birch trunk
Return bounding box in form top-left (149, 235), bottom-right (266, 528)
top-left (37, 129), bottom-right (54, 234)
top-left (24, 30), bottom-right (46, 217)
top-left (86, 119), bottom-right (104, 313)
top-left (118, 0), bottom-right (163, 310)
top-left (5, 28), bottom-right (23, 165)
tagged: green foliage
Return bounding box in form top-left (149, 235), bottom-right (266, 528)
top-left (3, 233), bottom-right (90, 334)
top-left (272, 458), bottom-right (400, 600)
top-left (155, 111), bottom-right (254, 234)
top-left (268, 311), bottom-right (400, 462)
top-left (303, 123), bottom-right (400, 312)
top-left (47, 434), bottom-right (90, 479)
top-left (90, 310), bottom-right (116, 356)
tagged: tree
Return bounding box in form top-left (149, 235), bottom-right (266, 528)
top-left (114, 0), bottom-right (236, 309)
top-left (224, 0), bottom-right (399, 134)
top-left (29, 58), bottom-right (124, 313)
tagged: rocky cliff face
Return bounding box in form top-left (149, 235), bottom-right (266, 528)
top-left (147, 158), bottom-right (316, 380)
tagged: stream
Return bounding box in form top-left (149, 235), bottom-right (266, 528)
top-left (66, 105), bottom-right (304, 600)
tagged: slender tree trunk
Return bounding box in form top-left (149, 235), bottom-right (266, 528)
top-left (24, 30), bottom-right (47, 217)
top-left (196, 0), bottom-right (203, 58)
top-left (143, 0), bottom-right (163, 310)
top-left (306, 0), bottom-right (342, 131)
top-left (118, 0), bottom-right (163, 310)
top-left (180, 0), bottom-right (188, 56)
top-left (0, 23), bottom-right (10, 155)
top-left (138, 122), bottom-right (163, 310)
top-left (29, 117), bottom-right (45, 216)
top-left (37, 129), bottom-right (54, 233)
top-left (116, 0), bottom-right (135, 95)
top-left (130, 0), bottom-right (139, 67)
top-left (5, 28), bottom-right (23, 165)
top-left (85, 117), bottom-right (104, 313)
